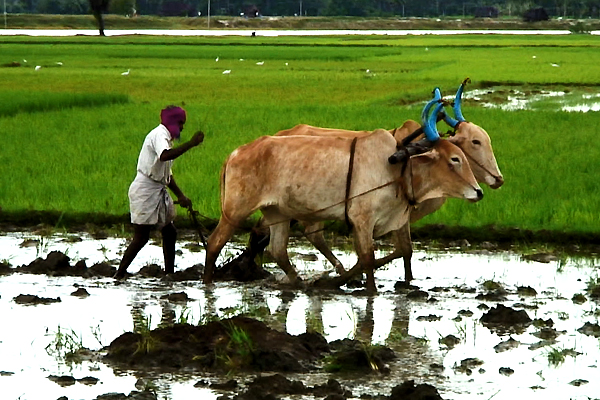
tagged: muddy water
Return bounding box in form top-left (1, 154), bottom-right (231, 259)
top-left (1, 231), bottom-right (600, 400)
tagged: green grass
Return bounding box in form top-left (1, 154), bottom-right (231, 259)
top-left (1, 34), bottom-right (600, 238)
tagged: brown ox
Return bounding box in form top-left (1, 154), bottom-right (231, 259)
top-left (275, 83), bottom-right (503, 282)
top-left (204, 125), bottom-right (483, 293)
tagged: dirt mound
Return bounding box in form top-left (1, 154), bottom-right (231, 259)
top-left (390, 379), bottom-right (444, 400)
top-left (14, 250), bottom-right (116, 277)
top-left (480, 304), bottom-right (532, 334)
top-left (105, 316), bottom-right (328, 372)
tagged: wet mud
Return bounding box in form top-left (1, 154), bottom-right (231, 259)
top-left (3, 227), bottom-right (600, 400)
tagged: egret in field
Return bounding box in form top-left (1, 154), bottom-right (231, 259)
top-left (551, 63), bottom-right (560, 67)
top-left (56, 62), bottom-right (63, 66)
top-left (256, 61), bottom-right (264, 65)
top-left (121, 69), bottom-right (131, 76)
top-left (215, 57), bottom-right (219, 62)
top-left (223, 70), bottom-right (231, 74)
top-left (35, 65), bottom-right (42, 71)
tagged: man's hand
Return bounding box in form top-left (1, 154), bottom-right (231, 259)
top-left (189, 131), bottom-right (204, 147)
top-left (176, 195), bottom-right (193, 210)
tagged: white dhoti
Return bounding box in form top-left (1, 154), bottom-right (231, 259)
top-left (128, 173), bottom-right (176, 228)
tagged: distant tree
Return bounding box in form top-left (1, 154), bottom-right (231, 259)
top-left (161, 0), bottom-right (198, 16)
top-left (523, 7), bottom-right (549, 21)
top-left (110, 0), bottom-right (136, 16)
top-left (474, 6), bottom-right (499, 17)
top-left (89, 0), bottom-right (110, 36)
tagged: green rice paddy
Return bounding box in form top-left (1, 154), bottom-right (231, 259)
top-left (1, 34), bottom-right (599, 237)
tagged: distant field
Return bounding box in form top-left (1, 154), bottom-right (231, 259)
top-left (1, 34), bottom-right (599, 239)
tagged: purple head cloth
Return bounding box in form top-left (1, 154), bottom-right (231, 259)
top-left (160, 107), bottom-right (186, 139)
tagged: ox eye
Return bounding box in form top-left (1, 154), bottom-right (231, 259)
top-left (472, 139), bottom-right (481, 145)
top-left (451, 157), bottom-right (460, 163)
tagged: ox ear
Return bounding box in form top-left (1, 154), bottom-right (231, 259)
top-left (448, 134), bottom-right (465, 145)
top-left (411, 147), bottom-right (440, 165)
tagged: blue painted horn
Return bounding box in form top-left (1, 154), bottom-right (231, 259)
top-left (421, 87), bottom-right (442, 125)
top-left (423, 101), bottom-right (444, 142)
top-left (443, 78), bottom-right (470, 128)
top-left (387, 89), bottom-right (442, 164)
top-left (421, 88), bottom-right (443, 142)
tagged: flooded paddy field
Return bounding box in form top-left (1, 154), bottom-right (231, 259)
top-left (1, 230), bottom-right (600, 400)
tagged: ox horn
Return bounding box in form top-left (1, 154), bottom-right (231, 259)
top-left (399, 87), bottom-right (443, 147)
top-left (388, 89), bottom-right (442, 165)
top-left (422, 90), bottom-right (443, 143)
top-left (421, 87), bottom-right (442, 125)
top-left (443, 77), bottom-right (471, 128)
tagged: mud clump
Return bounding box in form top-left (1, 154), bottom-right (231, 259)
top-left (213, 250), bottom-right (272, 282)
top-left (105, 316), bottom-right (328, 373)
top-left (480, 304), bottom-right (532, 334)
top-left (389, 379), bottom-right (444, 400)
top-left (213, 230), bottom-right (272, 282)
top-left (326, 338), bottom-right (395, 374)
top-left (16, 250), bottom-right (116, 277)
top-left (14, 294), bottom-right (61, 305)
top-left (577, 322), bottom-right (600, 338)
top-left (0, 261), bottom-right (12, 275)
top-left (95, 391), bottom-right (157, 400)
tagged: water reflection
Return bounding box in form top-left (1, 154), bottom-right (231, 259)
top-left (1, 232), bottom-right (600, 400)
top-left (462, 87), bottom-right (600, 112)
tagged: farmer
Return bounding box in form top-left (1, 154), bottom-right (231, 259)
top-left (113, 105), bottom-right (204, 279)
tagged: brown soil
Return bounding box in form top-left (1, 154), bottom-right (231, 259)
top-left (102, 315), bottom-right (444, 399)
top-left (105, 316), bottom-right (327, 372)
top-left (7, 14), bottom-right (600, 32)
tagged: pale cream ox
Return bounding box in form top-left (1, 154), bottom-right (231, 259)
top-left (275, 82), bottom-right (503, 282)
top-left (203, 102), bottom-right (484, 293)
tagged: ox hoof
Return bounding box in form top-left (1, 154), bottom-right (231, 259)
top-left (312, 276), bottom-right (342, 289)
top-left (283, 274), bottom-right (304, 288)
top-left (113, 271), bottom-right (128, 281)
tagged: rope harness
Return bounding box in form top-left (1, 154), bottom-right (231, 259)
top-left (216, 127), bottom-right (483, 238)
top-left (344, 137), bottom-right (358, 229)
top-left (217, 137), bottom-right (409, 233)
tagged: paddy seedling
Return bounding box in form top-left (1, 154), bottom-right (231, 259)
top-left (546, 346), bottom-right (566, 366)
top-left (132, 312), bottom-right (156, 356)
top-left (2, 35), bottom-right (600, 239)
top-left (212, 322), bottom-right (255, 372)
top-left (44, 325), bottom-right (84, 363)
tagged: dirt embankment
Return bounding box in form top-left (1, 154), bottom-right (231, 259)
top-left (4, 14), bottom-right (600, 31)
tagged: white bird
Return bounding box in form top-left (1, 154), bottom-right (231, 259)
top-left (285, 62), bottom-right (288, 66)
top-left (239, 58), bottom-right (245, 61)
top-left (551, 63), bottom-right (560, 67)
top-left (532, 55), bottom-right (537, 59)
top-left (215, 57), bottom-right (219, 62)
top-left (56, 62), bottom-right (63, 66)
top-left (222, 70), bottom-right (231, 74)
top-left (366, 69), bottom-right (370, 73)
top-left (121, 69), bottom-right (130, 75)
top-left (256, 61), bottom-right (264, 65)
top-left (35, 65), bottom-right (42, 71)
top-left (23, 59), bottom-right (27, 63)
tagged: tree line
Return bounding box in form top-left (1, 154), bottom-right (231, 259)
top-left (4, 0), bottom-right (600, 19)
